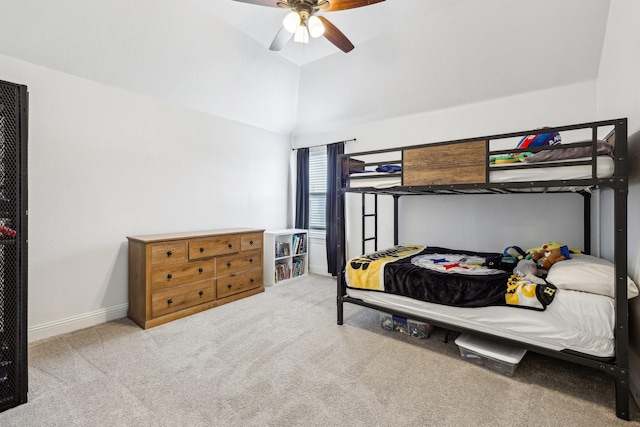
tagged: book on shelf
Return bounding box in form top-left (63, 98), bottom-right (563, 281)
top-left (292, 233), bottom-right (306, 255)
top-left (275, 263), bottom-right (291, 283)
top-left (275, 241), bottom-right (290, 258)
top-left (292, 258), bottom-right (305, 277)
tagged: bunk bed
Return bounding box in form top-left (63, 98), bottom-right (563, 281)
top-left (335, 118), bottom-right (633, 420)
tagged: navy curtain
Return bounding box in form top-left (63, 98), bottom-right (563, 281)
top-left (295, 148), bottom-right (309, 230)
top-left (326, 142), bottom-right (344, 276)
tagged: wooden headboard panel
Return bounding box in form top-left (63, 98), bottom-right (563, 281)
top-left (402, 140), bottom-right (487, 186)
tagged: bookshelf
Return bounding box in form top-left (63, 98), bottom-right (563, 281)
top-left (264, 229), bottom-right (308, 285)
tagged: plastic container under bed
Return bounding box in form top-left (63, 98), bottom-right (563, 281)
top-left (455, 333), bottom-right (527, 377)
top-left (379, 312), bottom-right (432, 339)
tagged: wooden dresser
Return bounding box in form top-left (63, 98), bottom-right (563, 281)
top-left (127, 228), bottom-right (264, 329)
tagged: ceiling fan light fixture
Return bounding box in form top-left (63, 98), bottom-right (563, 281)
top-left (283, 11), bottom-right (300, 33)
top-left (307, 15), bottom-right (325, 38)
top-left (293, 24), bottom-right (309, 44)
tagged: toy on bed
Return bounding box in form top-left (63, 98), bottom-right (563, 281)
top-left (514, 258), bottom-right (538, 276)
top-left (489, 152), bottom-right (533, 164)
top-left (526, 242), bottom-right (571, 270)
top-left (490, 127), bottom-right (562, 164)
top-left (516, 127), bottom-right (562, 151)
top-left (486, 246), bottom-right (526, 271)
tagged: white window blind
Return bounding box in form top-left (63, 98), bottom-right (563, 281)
top-left (309, 145), bottom-right (327, 231)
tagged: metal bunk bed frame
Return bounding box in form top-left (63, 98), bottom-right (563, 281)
top-left (335, 118), bottom-right (630, 420)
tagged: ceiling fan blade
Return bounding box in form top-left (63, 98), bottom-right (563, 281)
top-left (231, 0), bottom-right (287, 8)
top-left (323, 0), bottom-right (385, 12)
top-left (317, 16), bottom-right (354, 53)
top-left (269, 27), bottom-right (293, 51)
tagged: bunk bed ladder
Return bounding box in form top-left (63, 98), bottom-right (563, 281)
top-left (361, 193), bottom-right (378, 253)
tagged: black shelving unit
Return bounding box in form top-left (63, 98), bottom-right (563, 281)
top-left (0, 79), bottom-right (28, 412)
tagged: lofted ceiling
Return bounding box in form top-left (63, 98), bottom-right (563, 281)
top-left (0, 0), bottom-right (611, 136)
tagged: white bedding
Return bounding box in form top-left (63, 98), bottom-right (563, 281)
top-left (347, 156), bottom-right (614, 189)
top-left (346, 286), bottom-right (615, 358)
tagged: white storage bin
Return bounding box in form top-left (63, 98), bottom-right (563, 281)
top-left (455, 334), bottom-right (526, 377)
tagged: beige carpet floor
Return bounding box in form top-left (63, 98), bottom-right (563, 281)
top-left (1, 274), bottom-right (638, 426)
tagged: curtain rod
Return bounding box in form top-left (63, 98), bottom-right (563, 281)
top-left (292, 138), bottom-right (356, 151)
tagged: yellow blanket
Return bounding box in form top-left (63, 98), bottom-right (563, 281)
top-left (346, 245), bottom-right (424, 290)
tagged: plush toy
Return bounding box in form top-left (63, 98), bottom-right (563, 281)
top-left (530, 244), bottom-right (571, 270)
top-left (526, 242), bottom-right (570, 259)
top-left (489, 152), bottom-right (533, 164)
top-left (514, 258), bottom-right (538, 276)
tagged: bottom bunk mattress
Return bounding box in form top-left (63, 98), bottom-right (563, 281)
top-left (345, 245), bottom-right (623, 358)
top-left (346, 286), bottom-right (615, 358)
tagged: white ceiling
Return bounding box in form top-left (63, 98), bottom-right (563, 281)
top-left (209, 0), bottom-right (463, 66)
top-left (0, 0), bottom-right (612, 135)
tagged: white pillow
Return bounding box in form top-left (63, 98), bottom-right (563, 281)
top-left (546, 253), bottom-right (638, 299)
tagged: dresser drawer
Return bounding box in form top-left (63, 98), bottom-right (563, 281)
top-left (189, 236), bottom-right (241, 260)
top-left (217, 270), bottom-right (263, 299)
top-left (151, 260), bottom-right (215, 291)
top-left (241, 233), bottom-right (263, 251)
top-left (215, 249), bottom-right (262, 276)
top-left (151, 242), bottom-right (187, 266)
top-left (151, 279), bottom-right (216, 318)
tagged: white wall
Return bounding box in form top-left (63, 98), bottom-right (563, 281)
top-left (295, 81), bottom-right (599, 263)
top-left (596, 0), bottom-right (640, 406)
top-left (1, 54), bottom-right (291, 342)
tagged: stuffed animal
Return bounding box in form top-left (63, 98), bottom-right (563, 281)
top-left (526, 242), bottom-right (570, 259)
top-left (525, 242), bottom-right (571, 270)
top-left (490, 152), bottom-right (533, 164)
top-left (514, 258), bottom-right (538, 276)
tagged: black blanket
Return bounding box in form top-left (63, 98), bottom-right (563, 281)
top-left (347, 246), bottom-right (556, 310)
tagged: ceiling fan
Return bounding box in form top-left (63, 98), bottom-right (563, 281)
top-left (232, 0), bottom-right (385, 53)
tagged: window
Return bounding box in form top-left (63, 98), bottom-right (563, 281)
top-left (308, 145), bottom-right (327, 232)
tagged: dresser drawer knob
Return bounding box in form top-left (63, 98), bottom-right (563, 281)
top-left (227, 284), bottom-right (232, 289)
top-left (167, 299), bottom-right (173, 305)
top-left (250, 278), bottom-right (254, 283)
top-left (167, 273), bottom-right (172, 280)
top-left (249, 240), bottom-right (254, 245)
top-left (198, 268), bottom-right (203, 273)
top-left (199, 247), bottom-right (204, 253)
top-left (167, 250), bottom-right (172, 257)
top-left (227, 262), bottom-right (231, 267)
top-left (228, 243), bottom-right (233, 249)
top-left (249, 258), bottom-right (253, 263)
top-left (199, 290), bottom-right (204, 297)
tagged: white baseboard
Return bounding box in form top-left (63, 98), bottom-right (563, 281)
top-left (309, 264), bottom-right (331, 277)
top-left (28, 303), bottom-right (129, 343)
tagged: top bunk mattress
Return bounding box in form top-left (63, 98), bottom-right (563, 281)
top-left (347, 156), bottom-right (614, 189)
